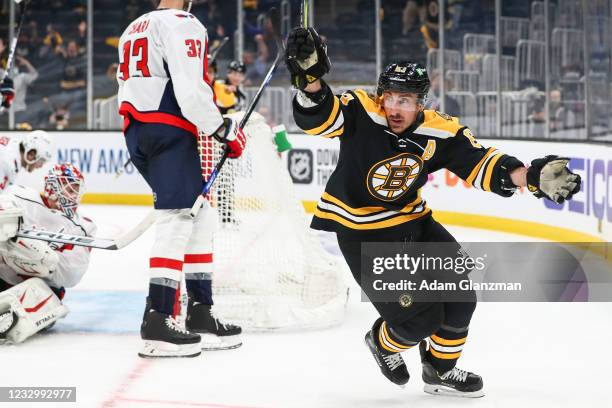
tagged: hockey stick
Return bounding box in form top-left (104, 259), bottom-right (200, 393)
top-left (1, 0), bottom-right (30, 113)
top-left (189, 7), bottom-right (284, 218)
top-left (14, 210), bottom-right (156, 250)
top-left (115, 37), bottom-right (231, 179)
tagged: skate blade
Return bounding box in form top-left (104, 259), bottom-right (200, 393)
top-left (200, 334), bottom-right (242, 351)
top-left (138, 340), bottom-right (202, 358)
top-left (423, 384), bottom-right (484, 398)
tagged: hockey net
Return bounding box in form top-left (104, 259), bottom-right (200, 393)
top-left (198, 112), bottom-right (348, 331)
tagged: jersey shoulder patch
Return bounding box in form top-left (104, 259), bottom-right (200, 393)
top-left (414, 110), bottom-right (464, 139)
top-left (351, 89), bottom-right (387, 127)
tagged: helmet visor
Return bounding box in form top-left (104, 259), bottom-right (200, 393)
top-left (381, 92), bottom-right (426, 112)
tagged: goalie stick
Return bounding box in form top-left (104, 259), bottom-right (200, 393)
top-left (14, 210), bottom-right (156, 250)
top-left (1, 0), bottom-right (30, 113)
top-left (190, 7), bottom-right (285, 218)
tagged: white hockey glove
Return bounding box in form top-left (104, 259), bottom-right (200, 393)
top-left (0, 237), bottom-right (60, 278)
top-left (526, 156), bottom-right (581, 204)
top-left (0, 196), bottom-right (23, 242)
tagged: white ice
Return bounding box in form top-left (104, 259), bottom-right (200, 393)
top-left (0, 204), bottom-right (610, 408)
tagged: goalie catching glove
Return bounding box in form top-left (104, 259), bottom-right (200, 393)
top-left (286, 27), bottom-right (331, 90)
top-left (0, 238), bottom-right (60, 278)
top-left (526, 156), bottom-right (581, 204)
top-left (214, 117), bottom-right (246, 159)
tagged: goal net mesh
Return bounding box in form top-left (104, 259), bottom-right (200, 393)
top-left (198, 112), bottom-right (348, 331)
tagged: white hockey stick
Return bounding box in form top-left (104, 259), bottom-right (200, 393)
top-left (14, 210), bottom-right (156, 250)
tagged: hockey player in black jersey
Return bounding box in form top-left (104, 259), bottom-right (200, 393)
top-left (286, 27), bottom-right (581, 397)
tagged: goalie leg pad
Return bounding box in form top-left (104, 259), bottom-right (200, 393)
top-left (0, 278), bottom-right (68, 344)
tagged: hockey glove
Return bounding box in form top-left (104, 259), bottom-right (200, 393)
top-left (215, 118), bottom-right (246, 159)
top-left (286, 27), bottom-right (331, 90)
top-left (526, 155), bottom-right (581, 204)
top-left (1, 77), bottom-right (15, 109)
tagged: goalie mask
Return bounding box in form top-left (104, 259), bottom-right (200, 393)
top-left (377, 62), bottom-right (430, 111)
top-left (43, 163), bottom-right (85, 219)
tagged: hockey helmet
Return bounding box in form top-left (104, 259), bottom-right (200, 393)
top-left (377, 62), bottom-right (430, 102)
top-left (22, 130), bottom-right (54, 165)
top-left (43, 163), bottom-right (85, 219)
top-left (228, 60), bottom-right (247, 74)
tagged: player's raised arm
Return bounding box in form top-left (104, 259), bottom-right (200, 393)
top-left (286, 27), bottom-right (354, 139)
top-left (159, 18), bottom-right (223, 136)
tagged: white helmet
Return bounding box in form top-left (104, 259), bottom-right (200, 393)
top-left (22, 130), bottom-right (54, 165)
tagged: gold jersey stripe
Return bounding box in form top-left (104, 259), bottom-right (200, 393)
top-left (483, 153), bottom-right (504, 191)
top-left (314, 207), bottom-right (431, 230)
top-left (378, 328), bottom-right (403, 353)
top-left (353, 89), bottom-right (387, 119)
top-left (304, 96), bottom-right (340, 135)
top-left (429, 348), bottom-right (462, 360)
top-left (430, 335), bottom-right (467, 346)
top-left (321, 192), bottom-right (387, 215)
top-left (466, 148), bottom-right (496, 186)
top-left (322, 126), bottom-right (344, 139)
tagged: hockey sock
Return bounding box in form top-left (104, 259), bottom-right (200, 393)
top-left (427, 325), bottom-right (469, 373)
top-left (378, 320), bottom-right (418, 353)
top-left (148, 257), bottom-right (183, 315)
top-left (184, 253), bottom-right (213, 305)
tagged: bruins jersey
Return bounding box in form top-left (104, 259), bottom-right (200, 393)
top-left (293, 86), bottom-right (522, 236)
top-left (213, 79), bottom-right (247, 114)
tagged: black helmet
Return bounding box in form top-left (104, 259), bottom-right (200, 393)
top-left (376, 61), bottom-right (430, 98)
top-left (228, 60), bottom-right (246, 74)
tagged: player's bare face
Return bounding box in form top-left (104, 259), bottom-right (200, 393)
top-left (382, 91), bottom-right (420, 134)
top-left (228, 71), bottom-right (245, 87)
top-left (23, 150), bottom-right (45, 172)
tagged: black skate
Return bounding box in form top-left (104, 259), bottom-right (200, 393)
top-left (364, 318), bottom-right (410, 387)
top-left (420, 341), bottom-right (484, 398)
top-left (186, 301), bottom-right (242, 350)
top-left (0, 311), bottom-right (17, 342)
top-left (139, 309), bottom-right (202, 358)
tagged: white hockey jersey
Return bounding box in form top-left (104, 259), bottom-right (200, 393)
top-left (0, 136), bottom-right (21, 192)
top-left (117, 8), bottom-right (223, 136)
top-left (0, 185), bottom-right (97, 289)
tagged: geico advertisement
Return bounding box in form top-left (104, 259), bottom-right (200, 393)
top-left (285, 134), bottom-right (611, 241)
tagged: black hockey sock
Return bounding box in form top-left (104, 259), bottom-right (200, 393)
top-left (148, 282), bottom-right (180, 316)
top-left (186, 279), bottom-right (213, 305)
top-left (427, 325), bottom-right (469, 373)
top-left (378, 320), bottom-right (419, 353)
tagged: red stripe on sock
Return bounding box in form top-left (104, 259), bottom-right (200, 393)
top-left (184, 254), bottom-right (213, 264)
top-left (150, 257), bottom-right (183, 270)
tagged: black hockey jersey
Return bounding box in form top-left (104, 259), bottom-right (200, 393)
top-left (292, 86), bottom-right (521, 236)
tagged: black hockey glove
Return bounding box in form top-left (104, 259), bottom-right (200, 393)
top-left (1, 77), bottom-right (15, 109)
top-left (286, 27), bottom-right (331, 90)
top-left (526, 155), bottom-right (581, 204)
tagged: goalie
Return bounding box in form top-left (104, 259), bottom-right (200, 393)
top-left (0, 163), bottom-right (96, 344)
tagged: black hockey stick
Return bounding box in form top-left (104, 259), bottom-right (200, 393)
top-left (15, 210), bottom-right (156, 250)
top-left (190, 7), bottom-right (285, 218)
top-left (1, 0), bottom-right (30, 113)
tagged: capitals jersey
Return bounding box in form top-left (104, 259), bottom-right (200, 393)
top-left (117, 9), bottom-right (223, 136)
top-left (293, 87), bottom-right (522, 236)
top-left (0, 185), bottom-right (97, 289)
top-left (0, 136), bottom-right (21, 193)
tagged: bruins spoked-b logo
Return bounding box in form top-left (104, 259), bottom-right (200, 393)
top-left (367, 153), bottom-right (423, 202)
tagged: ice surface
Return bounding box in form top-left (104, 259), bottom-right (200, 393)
top-left (1, 205), bottom-right (609, 408)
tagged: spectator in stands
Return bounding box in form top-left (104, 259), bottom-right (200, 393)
top-left (49, 103), bottom-right (70, 130)
top-left (0, 38), bottom-right (7, 69)
top-left (6, 56), bottom-right (39, 124)
top-left (419, 0), bottom-right (453, 49)
top-left (58, 40), bottom-right (85, 90)
top-left (402, 0), bottom-right (426, 35)
top-left (75, 20), bottom-right (87, 56)
top-left (426, 70), bottom-right (461, 117)
top-left (244, 34), bottom-right (269, 85)
top-left (40, 24), bottom-right (63, 59)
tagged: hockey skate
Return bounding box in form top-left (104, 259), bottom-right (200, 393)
top-left (420, 341), bottom-right (484, 398)
top-left (186, 301), bottom-right (242, 351)
top-left (139, 309), bottom-right (202, 358)
top-left (364, 318), bottom-right (410, 387)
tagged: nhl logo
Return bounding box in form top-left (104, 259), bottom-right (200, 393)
top-left (288, 149), bottom-right (313, 184)
top-left (399, 294), bottom-right (413, 308)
